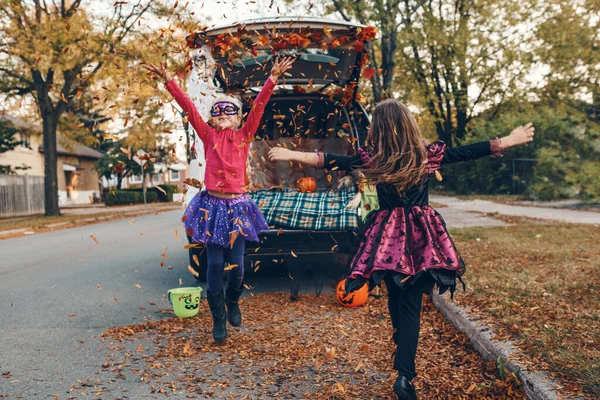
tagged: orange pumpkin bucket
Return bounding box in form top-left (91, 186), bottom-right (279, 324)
top-left (336, 279), bottom-right (369, 308)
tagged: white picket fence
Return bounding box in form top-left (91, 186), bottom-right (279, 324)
top-left (0, 175), bottom-right (45, 218)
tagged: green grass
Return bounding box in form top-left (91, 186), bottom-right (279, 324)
top-left (451, 222), bottom-right (600, 398)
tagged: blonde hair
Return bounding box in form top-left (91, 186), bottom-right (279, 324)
top-left (212, 95), bottom-right (242, 112)
top-left (209, 95), bottom-right (243, 129)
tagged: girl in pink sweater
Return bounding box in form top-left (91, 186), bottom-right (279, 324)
top-left (145, 57), bottom-right (295, 343)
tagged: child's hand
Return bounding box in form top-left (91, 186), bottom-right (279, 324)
top-left (143, 62), bottom-right (171, 82)
top-left (268, 147), bottom-right (294, 162)
top-left (504, 122), bottom-right (535, 148)
top-left (270, 57), bottom-right (295, 82)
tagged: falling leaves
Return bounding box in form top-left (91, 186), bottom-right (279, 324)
top-left (223, 263), bottom-right (238, 271)
top-left (133, 284), bottom-right (142, 289)
top-left (363, 67), bottom-right (376, 80)
top-left (90, 235), bottom-right (100, 245)
top-left (187, 265), bottom-right (199, 278)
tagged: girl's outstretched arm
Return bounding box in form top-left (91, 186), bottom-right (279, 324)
top-left (269, 147), bottom-right (363, 171)
top-left (442, 123), bottom-right (535, 164)
top-left (144, 63), bottom-right (209, 143)
top-left (268, 147), bottom-right (320, 166)
top-left (240, 57), bottom-right (295, 139)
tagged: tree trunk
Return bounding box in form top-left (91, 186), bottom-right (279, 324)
top-left (42, 113), bottom-right (60, 216)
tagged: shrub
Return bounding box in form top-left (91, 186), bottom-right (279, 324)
top-left (153, 184), bottom-right (179, 202)
top-left (433, 102), bottom-right (600, 201)
top-left (104, 190), bottom-right (158, 206)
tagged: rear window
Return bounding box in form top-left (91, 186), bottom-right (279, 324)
top-left (253, 97), bottom-right (352, 140)
top-left (245, 96), bottom-right (358, 192)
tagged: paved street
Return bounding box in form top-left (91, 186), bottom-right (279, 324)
top-left (0, 204), bottom-right (517, 398)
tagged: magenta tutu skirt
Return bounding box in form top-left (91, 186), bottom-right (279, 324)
top-left (348, 206), bottom-right (465, 294)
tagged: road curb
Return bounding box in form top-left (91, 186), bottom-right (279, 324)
top-left (431, 292), bottom-right (581, 400)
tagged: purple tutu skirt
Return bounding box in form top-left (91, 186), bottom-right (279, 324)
top-left (349, 206), bottom-right (465, 280)
top-left (183, 191), bottom-right (268, 248)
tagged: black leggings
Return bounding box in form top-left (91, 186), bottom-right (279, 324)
top-left (384, 274), bottom-right (435, 380)
top-left (206, 238), bottom-right (245, 294)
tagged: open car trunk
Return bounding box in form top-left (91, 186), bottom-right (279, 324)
top-left (244, 93), bottom-right (364, 234)
top-left (196, 17), bottom-right (374, 102)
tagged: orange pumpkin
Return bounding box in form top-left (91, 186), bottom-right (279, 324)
top-left (296, 176), bottom-right (317, 193)
top-left (336, 279), bottom-right (369, 308)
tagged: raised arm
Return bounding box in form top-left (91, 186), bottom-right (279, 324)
top-left (442, 123), bottom-right (535, 164)
top-left (240, 57), bottom-right (296, 140)
top-left (268, 147), bottom-right (364, 171)
top-left (144, 63), bottom-right (209, 143)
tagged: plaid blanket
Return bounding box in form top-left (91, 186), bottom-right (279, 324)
top-left (249, 187), bottom-right (359, 231)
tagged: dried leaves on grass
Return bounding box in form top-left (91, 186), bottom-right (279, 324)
top-left (95, 292), bottom-right (523, 399)
top-left (453, 221), bottom-right (600, 398)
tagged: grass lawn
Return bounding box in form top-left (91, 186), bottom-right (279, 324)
top-left (451, 220), bottom-right (600, 398)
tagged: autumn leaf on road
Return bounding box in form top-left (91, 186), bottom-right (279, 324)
top-left (90, 235), bottom-right (100, 245)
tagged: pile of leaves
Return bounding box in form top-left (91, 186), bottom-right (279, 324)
top-left (89, 291), bottom-right (523, 399)
top-left (452, 220), bottom-right (600, 398)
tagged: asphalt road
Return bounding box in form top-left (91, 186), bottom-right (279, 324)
top-left (0, 210), bottom-right (329, 399)
top-left (0, 203), bottom-right (510, 399)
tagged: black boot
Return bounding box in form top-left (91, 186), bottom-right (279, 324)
top-left (393, 375), bottom-right (417, 400)
top-left (225, 285), bottom-right (243, 327)
top-left (206, 291), bottom-right (227, 343)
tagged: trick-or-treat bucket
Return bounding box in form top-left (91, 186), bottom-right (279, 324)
top-left (167, 287), bottom-right (202, 318)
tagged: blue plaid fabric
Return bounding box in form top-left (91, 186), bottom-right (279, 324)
top-left (249, 187), bottom-right (359, 230)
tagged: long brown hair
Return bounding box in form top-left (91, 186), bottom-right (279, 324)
top-left (362, 99), bottom-right (427, 192)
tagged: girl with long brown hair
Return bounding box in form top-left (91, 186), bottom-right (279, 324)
top-left (269, 99), bottom-right (535, 399)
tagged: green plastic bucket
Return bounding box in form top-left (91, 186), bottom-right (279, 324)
top-left (168, 287), bottom-right (202, 318)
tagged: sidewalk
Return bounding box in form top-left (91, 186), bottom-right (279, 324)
top-left (431, 195), bottom-right (600, 224)
top-left (60, 202), bottom-right (182, 215)
top-left (0, 202), bottom-right (182, 240)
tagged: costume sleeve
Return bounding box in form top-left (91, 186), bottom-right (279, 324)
top-left (425, 139), bottom-right (503, 174)
top-left (166, 79), bottom-right (209, 143)
top-left (442, 139), bottom-right (503, 164)
top-left (239, 77), bottom-right (277, 140)
top-left (321, 153), bottom-right (364, 171)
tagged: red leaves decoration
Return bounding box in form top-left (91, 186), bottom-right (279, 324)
top-left (363, 67), bottom-right (376, 80)
top-left (188, 25), bottom-right (378, 60)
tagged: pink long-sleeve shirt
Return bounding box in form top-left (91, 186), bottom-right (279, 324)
top-left (166, 77), bottom-right (276, 194)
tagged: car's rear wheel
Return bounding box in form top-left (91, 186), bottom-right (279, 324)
top-left (187, 235), bottom-right (207, 281)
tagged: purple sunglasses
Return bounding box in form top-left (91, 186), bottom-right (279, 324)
top-left (210, 102), bottom-right (240, 117)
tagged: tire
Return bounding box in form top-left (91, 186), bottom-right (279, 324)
top-left (187, 235), bottom-right (207, 281)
